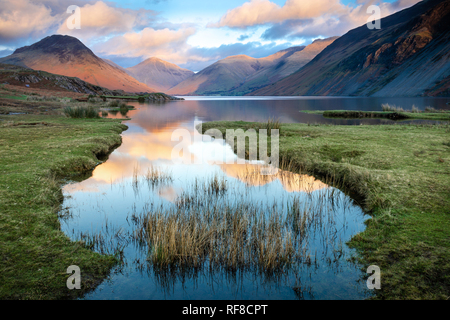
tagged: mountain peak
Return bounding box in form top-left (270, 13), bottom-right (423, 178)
top-left (1, 35), bottom-right (154, 93)
top-left (126, 57), bottom-right (195, 92)
top-left (224, 54), bottom-right (253, 60)
top-left (14, 34), bottom-right (92, 56)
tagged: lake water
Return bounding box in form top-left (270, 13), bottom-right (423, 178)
top-left (60, 96), bottom-right (449, 300)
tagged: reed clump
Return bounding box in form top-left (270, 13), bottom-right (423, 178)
top-left (88, 96), bottom-right (104, 103)
top-left (264, 117), bottom-right (281, 131)
top-left (381, 103), bottom-right (420, 113)
top-left (144, 164), bottom-right (174, 186)
top-left (133, 176), bottom-right (347, 273)
top-left (381, 103), bottom-right (405, 112)
top-left (63, 105), bottom-right (100, 118)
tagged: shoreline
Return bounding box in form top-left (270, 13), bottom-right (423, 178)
top-left (200, 120), bottom-right (450, 299)
top-left (0, 114), bottom-right (128, 299)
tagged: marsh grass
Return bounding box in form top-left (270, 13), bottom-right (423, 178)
top-left (382, 103), bottom-right (439, 113)
top-left (131, 174), bottom-right (350, 273)
top-left (144, 164), bottom-right (174, 187)
top-left (265, 117), bottom-right (281, 131)
top-left (200, 120), bottom-right (450, 299)
top-left (26, 95), bottom-right (69, 103)
top-left (381, 103), bottom-right (405, 112)
top-left (64, 105), bottom-right (100, 119)
top-left (74, 224), bottom-right (129, 265)
top-left (88, 96), bottom-right (104, 103)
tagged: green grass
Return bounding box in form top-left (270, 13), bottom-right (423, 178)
top-left (1, 94), bottom-right (28, 100)
top-left (0, 114), bottom-right (128, 299)
top-left (200, 120), bottom-right (450, 300)
top-left (301, 110), bottom-right (450, 121)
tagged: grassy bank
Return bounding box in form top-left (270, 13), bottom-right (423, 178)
top-left (0, 114), bottom-right (128, 299)
top-left (301, 110), bottom-right (450, 121)
top-left (200, 120), bottom-right (450, 300)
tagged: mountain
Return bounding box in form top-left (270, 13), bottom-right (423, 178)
top-left (167, 44), bottom-right (332, 96)
top-left (0, 62), bottom-right (124, 96)
top-left (251, 0), bottom-right (450, 97)
top-left (103, 58), bottom-right (128, 73)
top-left (228, 37), bottom-right (337, 95)
top-left (0, 35), bottom-right (155, 93)
top-left (126, 57), bottom-right (195, 92)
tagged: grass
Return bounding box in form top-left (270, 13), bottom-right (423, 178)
top-left (301, 106), bottom-right (450, 121)
top-left (0, 113), bottom-right (128, 299)
top-left (200, 120), bottom-right (450, 300)
top-left (2, 94), bottom-right (27, 100)
top-left (144, 164), bottom-right (174, 186)
top-left (133, 172), bottom-right (346, 274)
top-left (63, 105), bottom-right (100, 119)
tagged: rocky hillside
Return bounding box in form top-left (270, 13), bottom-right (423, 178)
top-left (126, 57), bottom-right (194, 92)
top-left (0, 35), bottom-right (155, 93)
top-left (0, 63), bottom-right (126, 96)
top-left (251, 0), bottom-right (450, 97)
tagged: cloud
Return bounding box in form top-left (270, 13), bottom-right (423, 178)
top-left (208, 0), bottom-right (345, 28)
top-left (94, 27), bottom-right (197, 65)
top-left (57, 1), bottom-right (158, 41)
top-left (0, 49), bottom-right (14, 58)
top-left (237, 34), bottom-right (251, 41)
top-left (0, 0), bottom-right (159, 46)
top-left (240, 0), bottom-right (423, 40)
top-left (0, 0), bottom-right (60, 44)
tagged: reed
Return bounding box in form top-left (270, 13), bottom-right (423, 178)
top-left (144, 164), bottom-right (173, 186)
top-left (63, 105), bottom-right (100, 118)
top-left (265, 117), bottom-right (281, 131)
top-left (131, 175), bottom-right (348, 273)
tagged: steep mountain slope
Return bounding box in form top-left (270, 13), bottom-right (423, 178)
top-left (0, 35), bottom-right (155, 93)
top-left (126, 57), bottom-right (194, 92)
top-left (167, 45), bottom-right (320, 96)
top-left (103, 58), bottom-right (128, 73)
top-left (229, 37), bottom-right (337, 95)
top-left (251, 0), bottom-right (450, 97)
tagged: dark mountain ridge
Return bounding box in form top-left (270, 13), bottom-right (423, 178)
top-left (251, 0), bottom-right (450, 97)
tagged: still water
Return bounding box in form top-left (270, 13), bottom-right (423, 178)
top-left (60, 96), bottom-right (448, 300)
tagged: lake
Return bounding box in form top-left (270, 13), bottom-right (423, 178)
top-left (60, 96), bottom-right (449, 300)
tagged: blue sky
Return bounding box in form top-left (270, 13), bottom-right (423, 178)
top-left (0, 0), bottom-right (421, 71)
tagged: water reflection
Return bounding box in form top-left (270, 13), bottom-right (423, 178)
top-left (62, 97), bottom-right (435, 300)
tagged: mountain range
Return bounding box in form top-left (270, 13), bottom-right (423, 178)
top-left (251, 0), bottom-right (450, 97)
top-left (1, 0), bottom-right (448, 98)
top-left (167, 38), bottom-right (337, 96)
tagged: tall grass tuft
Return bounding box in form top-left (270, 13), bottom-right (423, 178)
top-left (381, 103), bottom-right (404, 112)
top-left (144, 164), bottom-right (173, 186)
top-left (63, 105), bottom-right (100, 118)
top-left (131, 175), bottom-right (347, 273)
top-left (265, 117), bottom-right (281, 131)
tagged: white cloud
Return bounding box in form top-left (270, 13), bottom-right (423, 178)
top-left (0, 0), bottom-right (59, 41)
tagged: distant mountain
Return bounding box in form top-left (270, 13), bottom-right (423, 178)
top-left (251, 0), bottom-right (450, 97)
top-left (0, 35), bottom-right (155, 93)
top-left (168, 43), bottom-right (339, 96)
top-left (103, 58), bottom-right (128, 73)
top-left (126, 57), bottom-right (195, 92)
top-left (228, 37), bottom-right (337, 95)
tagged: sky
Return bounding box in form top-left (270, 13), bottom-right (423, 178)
top-left (0, 0), bottom-right (422, 71)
